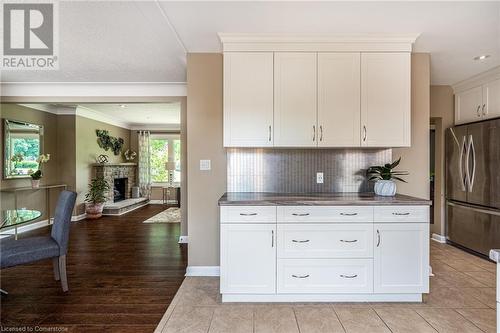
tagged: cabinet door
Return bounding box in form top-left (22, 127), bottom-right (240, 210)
top-left (374, 223), bottom-right (429, 294)
top-left (223, 52), bottom-right (274, 147)
top-left (220, 224), bottom-right (276, 294)
top-left (483, 79), bottom-right (500, 120)
top-left (361, 53), bottom-right (411, 147)
top-left (274, 53), bottom-right (317, 147)
top-left (318, 53), bottom-right (361, 147)
top-left (455, 86), bottom-right (483, 125)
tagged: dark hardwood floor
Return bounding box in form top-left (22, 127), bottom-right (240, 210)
top-left (0, 204), bottom-right (187, 332)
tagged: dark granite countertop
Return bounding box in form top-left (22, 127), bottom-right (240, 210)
top-left (218, 192), bottom-right (431, 206)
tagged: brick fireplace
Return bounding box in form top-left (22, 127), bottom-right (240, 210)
top-left (92, 163), bottom-right (137, 203)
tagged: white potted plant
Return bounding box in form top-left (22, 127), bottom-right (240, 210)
top-left (85, 177), bottom-right (110, 219)
top-left (367, 157), bottom-right (408, 196)
top-left (29, 153), bottom-right (50, 188)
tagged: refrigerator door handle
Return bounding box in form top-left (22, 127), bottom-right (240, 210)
top-left (467, 135), bottom-right (476, 192)
top-left (459, 135), bottom-right (467, 191)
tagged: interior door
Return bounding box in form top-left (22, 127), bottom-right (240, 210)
top-left (466, 119), bottom-right (500, 209)
top-left (220, 224), bottom-right (276, 294)
top-left (317, 53), bottom-right (361, 147)
top-left (445, 126), bottom-right (468, 203)
top-left (274, 52), bottom-right (317, 147)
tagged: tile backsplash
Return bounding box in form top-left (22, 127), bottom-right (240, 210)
top-left (227, 148), bottom-right (392, 193)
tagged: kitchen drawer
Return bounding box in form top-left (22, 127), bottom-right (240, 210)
top-left (277, 224), bottom-right (373, 258)
top-left (277, 206), bottom-right (373, 223)
top-left (277, 259), bottom-right (373, 293)
top-left (220, 206), bottom-right (276, 223)
top-left (374, 206), bottom-right (429, 223)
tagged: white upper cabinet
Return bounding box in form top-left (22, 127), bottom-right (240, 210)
top-left (274, 52), bottom-right (318, 147)
top-left (483, 78), bottom-right (500, 120)
top-left (318, 53), bottom-right (361, 147)
top-left (223, 52), bottom-right (274, 147)
top-left (361, 53), bottom-right (411, 147)
top-left (455, 86), bottom-right (483, 124)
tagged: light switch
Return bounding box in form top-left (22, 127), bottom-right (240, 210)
top-left (316, 172), bottom-right (324, 184)
top-left (200, 159), bottom-right (211, 171)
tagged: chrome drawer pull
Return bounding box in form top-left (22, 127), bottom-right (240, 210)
top-left (239, 213), bottom-right (257, 216)
top-left (340, 274), bottom-right (358, 279)
top-left (292, 213), bottom-right (310, 216)
top-left (340, 212), bottom-right (358, 216)
top-left (392, 212), bottom-right (410, 216)
top-left (340, 239), bottom-right (358, 243)
top-left (292, 239), bottom-right (310, 243)
top-left (292, 274), bottom-right (310, 279)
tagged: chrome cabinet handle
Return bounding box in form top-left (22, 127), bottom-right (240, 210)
top-left (292, 213), bottom-right (310, 216)
top-left (392, 212), bottom-right (410, 216)
top-left (482, 104), bottom-right (486, 115)
top-left (292, 239), bottom-right (310, 243)
top-left (268, 125), bottom-right (272, 142)
top-left (239, 213), bottom-right (257, 216)
top-left (319, 125), bottom-right (323, 142)
top-left (363, 125), bottom-right (367, 142)
top-left (340, 274), bottom-right (358, 279)
top-left (376, 230), bottom-right (381, 247)
top-left (476, 105), bottom-right (481, 117)
top-left (340, 239), bottom-right (358, 243)
top-left (312, 125), bottom-right (316, 142)
top-left (340, 212), bottom-right (358, 216)
top-left (271, 230), bottom-right (274, 248)
top-left (292, 274), bottom-right (309, 279)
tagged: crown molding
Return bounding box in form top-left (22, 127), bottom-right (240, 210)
top-left (0, 82), bottom-right (187, 98)
top-left (452, 66), bottom-right (500, 93)
top-left (218, 33), bottom-right (420, 52)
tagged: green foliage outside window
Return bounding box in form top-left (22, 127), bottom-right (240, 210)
top-left (150, 139), bottom-right (168, 182)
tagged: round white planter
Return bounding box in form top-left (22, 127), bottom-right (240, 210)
top-left (374, 180), bottom-right (397, 196)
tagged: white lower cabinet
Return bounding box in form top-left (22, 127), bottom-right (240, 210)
top-left (278, 259), bottom-right (373, 293)
top-left (220, 223), bottom-right (276, 294)
top-left (373, 223), bottom-right (429, 294)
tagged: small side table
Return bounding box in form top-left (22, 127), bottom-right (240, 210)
top-left (162, 187), bottom-right (180, 207)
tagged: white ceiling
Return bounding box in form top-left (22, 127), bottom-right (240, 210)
top-left (2, 1), bottom-right (499, 85)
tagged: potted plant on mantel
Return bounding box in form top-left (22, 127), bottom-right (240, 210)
top-left (29, 154), bottom-right (50, 188)
top-left (367, 157), bottom-right (409, 196)
top-left (85, 177), bottom-right (110, 219)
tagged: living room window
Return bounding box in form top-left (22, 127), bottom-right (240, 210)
top-left (150, 134), bottom-right (181, 185)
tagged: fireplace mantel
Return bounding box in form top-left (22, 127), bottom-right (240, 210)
top-left (92, 163), bottom-right (137, 167)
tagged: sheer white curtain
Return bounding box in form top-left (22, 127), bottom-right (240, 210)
top-left (138, 131), bottom-right (151, 198)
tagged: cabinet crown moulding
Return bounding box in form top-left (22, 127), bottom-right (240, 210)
top-left (218, 33), bottom-right (420, 52)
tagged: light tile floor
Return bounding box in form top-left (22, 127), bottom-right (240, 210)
top-left (155, 242), bottom-right (497, 333)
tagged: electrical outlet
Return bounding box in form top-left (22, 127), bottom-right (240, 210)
top-left (200, 159), bottom-right (211, 171)
top-left (316, 172), bottom-right (324, 184)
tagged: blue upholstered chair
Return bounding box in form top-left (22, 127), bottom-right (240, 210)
top-left (0, 190), bottom-right (77, 293)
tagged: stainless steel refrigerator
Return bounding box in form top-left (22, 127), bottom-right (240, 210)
top-left (446, 118), bottom-right (500, 256)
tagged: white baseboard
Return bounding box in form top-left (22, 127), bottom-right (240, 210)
top-left (178, 235), bottom-right (188, 244)
top-left (222, 293), bottom-right (422, 303)
top-left (431, 233), bottom-right (447, 244)
top-left (185, 266), bottom-right (220, 277)
top-left (72, 213), bottom-right (87, 221)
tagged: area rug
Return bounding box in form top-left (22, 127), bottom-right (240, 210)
top-left (143, 208), bottom-right (181, 223)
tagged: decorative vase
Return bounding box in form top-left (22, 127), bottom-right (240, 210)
top-left (85, 203), bottom-right (105, 219)
top-left (31, 179), bottom-right (40, 188)
top-left (374, 180), bottom-right (397, 196)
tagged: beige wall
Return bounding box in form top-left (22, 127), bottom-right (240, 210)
top-left (430, 86), bottom-right (454, 236)
top-left (187, 53), bottom-right (226, 266)
top-left (393, 53), bottom-right (431, 201)
top-left (0, 104), bottom-right (70, 219)
top-left (75, 115), bottom-right (130, 215)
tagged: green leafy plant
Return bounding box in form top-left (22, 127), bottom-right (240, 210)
top-left (366, 157), bottom-right (409, 183)
top-left (85, 177), bottom-right (110, 204)
top-left (30, 169), bottom-right (42, 180)
top-left (29, 154), bottom-right (50, 180)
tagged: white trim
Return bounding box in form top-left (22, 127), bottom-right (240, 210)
top-left (149, 199), bottom-right (165, 205)
top-left (452, 66), bottom-right (500, 93)
top-left (71, 213), bottom-right (87, 222)
top-left (178, 235), bottom-right (188, 244)
top-left (431, 233), bottom-right (447, 244)
top-left (219, 33), bottom-right (419, 52)
top-left (221, 293), bottom-right (422, 303)
top-left (130, 124), bottom-right (180, 131)
top-left (1, 82), bottom-right (187, 97)
top-left (185, 266), bottom-right (220, 277)
top-left (102, 202), bottom-right (149, 216)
